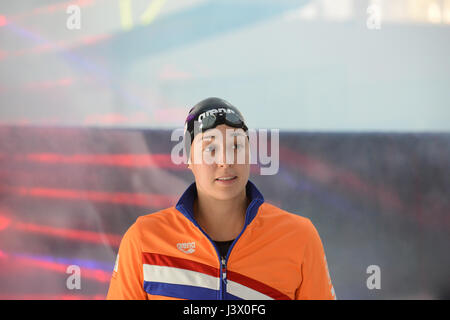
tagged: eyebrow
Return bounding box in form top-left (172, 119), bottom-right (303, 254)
top-left (201, 132), bottom-right (246, 140)
top-left (201, 135), bottom-right (214, 141)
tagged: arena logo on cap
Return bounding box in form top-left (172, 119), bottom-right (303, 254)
top-left (197, 108), bottom-right (235, 121)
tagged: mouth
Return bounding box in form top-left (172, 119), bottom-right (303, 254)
top-left (215, 176), bottom-right (238, 183)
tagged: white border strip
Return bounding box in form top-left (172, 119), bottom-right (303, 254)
top-left (143, 264), bottom-right (220, 290)
top-left (226, 280), bottom-right (274, 300)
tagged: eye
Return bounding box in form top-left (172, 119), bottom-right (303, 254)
top-left (205, 145), bottom-right (216, 152)
top-left (233, 143), bottom-right (244, 150)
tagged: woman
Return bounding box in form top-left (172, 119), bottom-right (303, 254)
top-left (107, 97), bottom-right (336, 300)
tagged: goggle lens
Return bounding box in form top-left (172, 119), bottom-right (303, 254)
top-left (200, 112), bottom-right (245, 131)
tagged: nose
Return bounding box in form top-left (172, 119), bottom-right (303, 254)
top-left (217, 145), bottom-right (233, 166)
top-left (217, 151), bottom-right (230, 167)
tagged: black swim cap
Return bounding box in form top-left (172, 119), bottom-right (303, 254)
top-left (184, 97), bottom-right (248, 159)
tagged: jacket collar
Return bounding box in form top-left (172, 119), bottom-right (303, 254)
top-left (175, 179), bottom-right (265, 228)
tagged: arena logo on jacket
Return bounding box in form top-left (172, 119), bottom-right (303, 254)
top-left (177, 241), bottom-right (196, 254)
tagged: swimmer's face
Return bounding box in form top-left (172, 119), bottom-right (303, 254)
top-left (188, 124), bottom-right (250, 201)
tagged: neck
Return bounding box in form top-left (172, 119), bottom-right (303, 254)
top-left (194, 188), bottom-right (250, 242)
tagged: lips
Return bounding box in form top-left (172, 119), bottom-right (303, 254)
top-left (215, 176), bottom-right (237, 181)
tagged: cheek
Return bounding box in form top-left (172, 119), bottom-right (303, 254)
top-left (239, 164), bottom-right (250, 179)
top-left (191, 164), bottom-right (215, 182)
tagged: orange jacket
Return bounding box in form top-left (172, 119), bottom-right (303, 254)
top-left (106, 180), bottom-right (336, 300)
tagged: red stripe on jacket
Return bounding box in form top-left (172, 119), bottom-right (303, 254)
top-left (142, 252), bottom-right (219, 278)
top-left (227, 270), bottom-right (292, 300)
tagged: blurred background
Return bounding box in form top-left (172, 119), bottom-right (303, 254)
top-left (0, 0), bottom-right (449, 299)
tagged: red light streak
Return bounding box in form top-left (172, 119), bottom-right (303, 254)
top-left (0, 185), bottom-right (177, 208)
top-left (280, 146), bottom-right (404, 212)
top-left (8, 0), bottom-right (98, 21)
top-left (0, 211), bottom-right (122, 246)
top-left (0, 215), bottom-right (11, 231)
top-left (25, 153), bottom-right (181, 169)
top-left (0, 250), bottom-right (112, 284)
top-left (25, 77), bottom-right (74, 90)
top-left (0, 15), bottom-right (7, 27)
top-left (12, 255), bottom-right (111, 283)
top-left (14, 221), bottom-right (122, 247)
top-left (12, 33), bottom-right (112, 58)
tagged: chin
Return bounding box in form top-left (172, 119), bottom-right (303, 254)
top-left (211, 182), bottom-right (246, 200)
top-left (212, 192), bottom-right (240, 202)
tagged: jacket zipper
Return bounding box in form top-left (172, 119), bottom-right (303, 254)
top-left (179, 200), bottom-right (259, 300)
top-left (192, 223), bottom-right (225, 299)
top-left (177, 208), bottom-right (226, 299)
top-left (221, 200), bottom-right (258, 299)
top-left (221, 256), bottom-right (227, 296)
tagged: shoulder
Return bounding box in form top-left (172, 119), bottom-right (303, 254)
top-left (122, 207), bottom-right (180, 239)
top-left (256, 202), bottom-right (317, 236)
top-left (133, 207), bottom-right (179, 230)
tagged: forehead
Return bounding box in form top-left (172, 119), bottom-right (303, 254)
top-left (193, 126), bottom-right (247, 143)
